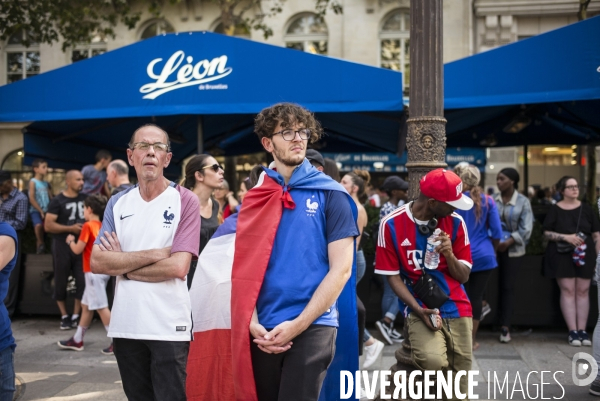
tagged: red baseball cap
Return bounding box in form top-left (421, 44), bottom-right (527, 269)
top-left (420, 168), bottom-right (474, 210)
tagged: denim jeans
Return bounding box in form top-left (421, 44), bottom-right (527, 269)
top-left (356, 250), bottom-right (366, 283)
top-left (113, 338), bottom-right (189, 401)
top-left (382, 277), bottom-right (400, 321)
top-left (0, 347), bottom-right (14, 401)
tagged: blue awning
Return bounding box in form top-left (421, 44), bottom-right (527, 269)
top-left (0, 32), bottom-right (404, 174)
top-left (444, 15), bottom-right (600, 147)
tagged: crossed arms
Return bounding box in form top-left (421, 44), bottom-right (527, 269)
top-left (90, 231), bottom-right (192, 282)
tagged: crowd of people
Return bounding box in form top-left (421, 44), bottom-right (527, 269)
top-left (1, 102), bottom-right (600, 399)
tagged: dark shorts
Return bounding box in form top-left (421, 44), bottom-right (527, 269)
top-left (30, 211), bottom-right (43, 227)
top-left (52, 238), bottom-right (85, 301)
top-left (251, 325), bottom-right (336, 401)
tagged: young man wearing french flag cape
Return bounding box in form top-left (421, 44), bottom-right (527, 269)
top-left (186, 103), bottom-right (359, 401)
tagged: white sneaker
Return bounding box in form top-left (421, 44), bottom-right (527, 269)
top-left (499, 328), bottom-right (511, 343)
top-left (363, 339), bottom-right (385, 369)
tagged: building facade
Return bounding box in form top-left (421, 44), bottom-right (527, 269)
top-left (0, 0), bottom-right (598, 190)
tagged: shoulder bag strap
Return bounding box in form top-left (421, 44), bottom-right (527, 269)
top-left (575, 203), bottom-right (583, 233)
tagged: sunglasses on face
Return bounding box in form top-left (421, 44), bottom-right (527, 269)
top-left (201, 163), bottom-right (224, 173)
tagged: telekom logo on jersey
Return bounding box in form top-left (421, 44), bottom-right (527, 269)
top-left (140, 50), bottom-right (233, 99)
top-left (407, 250), bottom-right (424, 270)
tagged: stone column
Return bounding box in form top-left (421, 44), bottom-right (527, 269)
top-left (405, 0), bottom-right (447, 199)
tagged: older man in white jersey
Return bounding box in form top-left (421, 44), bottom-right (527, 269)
top-left (90, 124), bottom-right (200, 401)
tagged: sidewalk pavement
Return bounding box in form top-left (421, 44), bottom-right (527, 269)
top-left (13, 316), bottom-right (124, 400)
top-left (361, 327), bottom-right (600, 400)
top-left (11, 316), bottom-right (600, 400)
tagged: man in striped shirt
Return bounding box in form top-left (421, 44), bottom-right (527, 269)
top-left (376, 169), bottom-right (474, 399)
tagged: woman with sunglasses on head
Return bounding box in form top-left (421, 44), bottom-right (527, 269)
top-left (182, 154), bottom-right (225, 288)
top-left (214, 180), bottom-right (239, 220)
top-left (543, 176), bottom-right (600, 347)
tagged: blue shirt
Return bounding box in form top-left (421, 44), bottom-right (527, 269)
top-left (29, 178), bottom-right (50, 214)
top-left (0, 223), bottom-right (16, 351)
top-left (256, 164), bottom-right (359, 329)
top-left (456, 192), bottom-right (503, 272)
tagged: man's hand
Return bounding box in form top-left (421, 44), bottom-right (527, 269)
top-left (434, 231), bottom-right (453, 258)
top-left (70, 223), bottom-right (83, 234)
top-left (416, 307), bottom-right (441, 332)
top-left (65, 234), bottom-right (75, 244)
top-left (99, 231), bottom-right (122, 252)
top-left (262, 320), bottom-right (305, 348)
top-left (251, 321), bottom-right (293, 354)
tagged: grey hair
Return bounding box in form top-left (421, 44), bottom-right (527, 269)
top-left (129, 123), bottom-right (171, 150)
top-left (108, 159), bottom-right (129, 176)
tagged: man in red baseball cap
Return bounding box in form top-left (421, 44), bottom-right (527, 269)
top-left (375, 168), bottom-right (474, 398)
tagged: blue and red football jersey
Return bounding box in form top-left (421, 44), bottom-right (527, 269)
top-left (375, 202), bottom-right (473, 318)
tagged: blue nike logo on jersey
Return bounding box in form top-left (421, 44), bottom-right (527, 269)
top-left (120, 214), bottom-right (134, 220)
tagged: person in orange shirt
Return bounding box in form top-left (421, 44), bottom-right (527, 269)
top-left (57, 195), bottom-right (112, 354)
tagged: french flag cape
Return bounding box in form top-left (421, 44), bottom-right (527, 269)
top-left (187, 159), bottom-right (359, 400)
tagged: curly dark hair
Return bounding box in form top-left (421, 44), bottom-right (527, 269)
top-left (254, 103), bottom-right (323, 144)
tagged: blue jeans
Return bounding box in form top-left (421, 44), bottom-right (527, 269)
top-left (382, 278), bottom-right (400, 321)
top-left (356, 250), bottom-right (366, 283)
top-left (0, 347), bottom-right (14, 401)
top-left (355, 251), bottom-right (371, 342)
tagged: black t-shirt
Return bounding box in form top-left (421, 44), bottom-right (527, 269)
top-left (111, 183), bottom-right (134, 196)
top-left (543, 203), bottom-right (600, 237)
top-left (199, 198), bottom-right (220, 255)
top-left (46, 193), bottom-right (88, 240)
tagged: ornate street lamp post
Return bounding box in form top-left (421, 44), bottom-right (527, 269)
top-left (375, 2), bottom-right (447, 398)
top-left (406, 0), bottom-right (447, 199)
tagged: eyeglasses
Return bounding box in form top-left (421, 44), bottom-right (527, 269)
top-left (130, 142), bottom-right (170, 152)
top-left (565, 185), bottom-right (580, 190)
top-left (201, 163), bottom-right (224, 173)
top-left (271, 128), bottom-right (311, 141)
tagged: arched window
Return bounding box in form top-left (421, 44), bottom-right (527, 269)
top-left (214, 21), bottom-right (251, 38)
top-left (379, 10), bottom-right (410, 94)
top-left (140, 19), bottom-right (175, 40)
top-left (5, 29), bottom-right (40, 84)
top-left (72, 32), bottom-right (107, 63)
top-left (284, 13), bottom-right (328, 55)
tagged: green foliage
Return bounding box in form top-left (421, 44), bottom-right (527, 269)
top-left (362, 203), bottom-right (380, 257)
top-left (0, 0), bottom-right (144, 51)
top-left (0, 0), bottom-right (343, 50)
top-left (526, 220), bottom-right (545, 255)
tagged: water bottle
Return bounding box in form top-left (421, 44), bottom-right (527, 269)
top-left (424, 228), bottom-right (442, 269)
